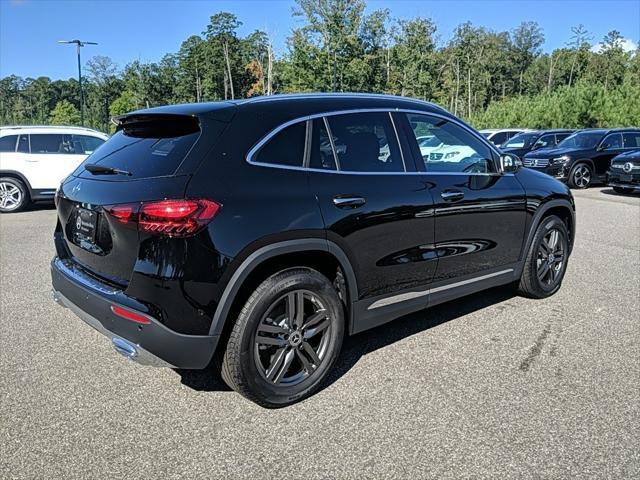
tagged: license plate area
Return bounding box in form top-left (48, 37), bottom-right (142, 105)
top-left (620, 174), bottom-right (632, 182)
top-left (75, 208), bottom-right (97, 240)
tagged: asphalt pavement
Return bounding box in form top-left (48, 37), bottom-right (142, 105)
top-left (1, 187), bottom-right (639, 479)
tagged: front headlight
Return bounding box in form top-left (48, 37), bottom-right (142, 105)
top-left (551, 155), bottom-right (570, 165)
top-left (444, 151), bottom-right (460, 159)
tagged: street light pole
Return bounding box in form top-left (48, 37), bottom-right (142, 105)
top-left (58, 39), bottom-right (97, 126)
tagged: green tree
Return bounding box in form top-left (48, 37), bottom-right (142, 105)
top-left (49, 99), bottom-right (80, 125)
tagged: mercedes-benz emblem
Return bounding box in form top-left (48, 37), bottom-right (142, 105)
top-left (623, 162), bottom-right (633, 173)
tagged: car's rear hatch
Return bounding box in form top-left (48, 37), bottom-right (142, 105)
top-left (55, 107), bottom-right (234, 286)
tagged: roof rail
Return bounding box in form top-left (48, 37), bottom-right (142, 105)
top-left (0, 125), bottom-right (105, 133)
top-left (236, 92), bottom-right (447, 111)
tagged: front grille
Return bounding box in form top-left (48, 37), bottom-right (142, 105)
top-left (523, 158), bottom-right (549, 167)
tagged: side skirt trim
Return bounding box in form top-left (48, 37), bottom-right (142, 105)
top-left (368, 268), bottom-right (514, 310)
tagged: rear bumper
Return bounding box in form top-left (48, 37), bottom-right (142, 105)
top-left (51, 257), bottom-right (219, 369)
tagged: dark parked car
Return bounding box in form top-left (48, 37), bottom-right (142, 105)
top-left (607, 149), bottom-right (640, 194)
top-left (500, 129), bottom-right (574, 158)
top-left (523, 128), bottom-right (640, 188)
top-left (51, 94), bottom-right (575, 407)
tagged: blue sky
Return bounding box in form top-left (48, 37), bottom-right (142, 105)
top-left (1, 0), bottom-right (639, 79)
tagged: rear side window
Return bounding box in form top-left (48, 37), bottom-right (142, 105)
top-left (0, 135), bottom-right (17, 152)
top-left (76, 115), bottom-right (201, 180)
top-left (623, 132), bottom-right (640, 148)
top-left (326, 112), bottom-right (404, 172)
top-left (254, 122), bottom-right (306, 167)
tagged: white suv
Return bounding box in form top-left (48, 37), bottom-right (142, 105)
top-left (0, 126), bottom-right (108, 212)
top-left (479, 128), bottom-right (532, 148)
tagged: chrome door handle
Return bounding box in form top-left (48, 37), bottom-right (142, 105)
top-left (440, 190), bottom-right (464, 202)
top-left (333, 196), bottom-right (366, 209)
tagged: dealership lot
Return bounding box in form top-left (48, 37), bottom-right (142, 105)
top-left (1, 187), bottom-right (638, 479)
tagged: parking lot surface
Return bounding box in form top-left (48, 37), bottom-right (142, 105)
top-left (1, 187), bottom-right (639, 479)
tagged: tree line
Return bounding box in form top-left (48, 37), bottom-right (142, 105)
top-left (1, 0), bottom-right (638, 132)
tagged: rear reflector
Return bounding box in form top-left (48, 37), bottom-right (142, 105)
top-left (104, 199), bottom-right (220, 237)
top-left (110, 305), bottom-right (152, 325)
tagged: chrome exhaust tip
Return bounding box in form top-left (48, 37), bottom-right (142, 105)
top-left (112, 337), bottom-right (138, 360)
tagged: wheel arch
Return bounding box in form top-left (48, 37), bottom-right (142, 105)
top-left (0, 170), bottom-right (33, 197)
top-left (208, 239), bottom-right (358, 338)
top-left (519, 198), bottom-right (575, 275)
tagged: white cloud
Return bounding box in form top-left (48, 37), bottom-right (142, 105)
top-left (591, 37), bottom-right (639, 53)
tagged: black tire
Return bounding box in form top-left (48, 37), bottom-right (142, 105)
top-left (613, 186), bottom-right (634, 194)
top-left (567, 162), bottom-right (593, 189)
top-left (220, 267), bottom-right (344, 408)
top-left (0, 177), bottom-right (30, 213)
top-left (517, 215), bottom-right (569, 299)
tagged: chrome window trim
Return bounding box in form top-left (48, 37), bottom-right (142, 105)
top-left (246, 108), bottom-right (502, 176)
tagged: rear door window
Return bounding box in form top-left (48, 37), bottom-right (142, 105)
top-left (30, 134), bottom-right (65, 153)
top-left (76, 116), bottom-right (201, 180)
top-left (325, 112), bottom-right (404, 172)
top-left (0, 135), bottom-right (17, 152)
top-left (309, 119), bottom-right (336, 171)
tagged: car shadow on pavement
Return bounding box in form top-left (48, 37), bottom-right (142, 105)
top-left (599, 187), bottom-right (640, 197)
top-left (175, 286), bottom-right (515, 395)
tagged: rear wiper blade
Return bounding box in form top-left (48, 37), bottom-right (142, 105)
top-left (84, 164), bottom-right (132, 176)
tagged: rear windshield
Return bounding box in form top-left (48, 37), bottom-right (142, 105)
top-left (75, 115), bottom-right (200, 180)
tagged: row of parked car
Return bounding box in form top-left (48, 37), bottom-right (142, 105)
top-left (481, 127), bottom-right (640, 194)
top-left (0, 120), bottom-right (638, 213)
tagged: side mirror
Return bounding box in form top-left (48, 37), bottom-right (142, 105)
top-left (499, 153), bottom-right (522, 173)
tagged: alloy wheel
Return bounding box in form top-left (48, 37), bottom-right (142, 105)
top-left (254, 289), bottom-right (332, 386)
top-left (0, 181), bottom-right (23, 211)
top-left (536, 228), bottom-right (565, 287)
top-left (573, 165), bottom-right (591, 188)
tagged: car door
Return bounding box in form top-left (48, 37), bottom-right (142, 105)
top-left (24, 133), bottom-right (87, 189)
top-left (593, 133), bottom-right (623, 176)
top-left (401, 112), bottom-right (527, 284)
top-left (309, 111), bottom-right (437, 309)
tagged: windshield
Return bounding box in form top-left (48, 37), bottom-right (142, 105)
top-left (557, 131), bottom-right (602, 149)
top-left (503, 132), bottom-right (539, 149)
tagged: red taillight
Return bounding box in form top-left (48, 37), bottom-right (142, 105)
top-left (110, 305), bottom-right (152, 325)
top-left (106, 204), bottom-right (138, 223)
top-left (104, 199), bottom-right (220, 237)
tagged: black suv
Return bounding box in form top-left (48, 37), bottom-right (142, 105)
top-left (500, 129), bottom-right (574, 158)
top-left (51, 94), bottom-right (575, 407)
top-left (523, 128), bottom-right (640, 188)
top-left (607, 149), bottom-right (640, 194)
